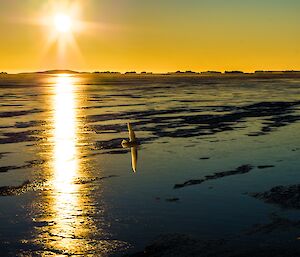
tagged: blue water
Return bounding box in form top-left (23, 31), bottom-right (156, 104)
top-left (0, 74), bottom-right (299, 256)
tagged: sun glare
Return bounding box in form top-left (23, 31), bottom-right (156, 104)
top-left (34, 1), bottom-right (92, 66)
top-left (54, 14), bottom-right (72, 33)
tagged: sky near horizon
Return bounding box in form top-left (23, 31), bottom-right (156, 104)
top-left (0, 0), bottom-right (300, 73)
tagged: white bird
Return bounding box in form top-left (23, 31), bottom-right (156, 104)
top-left (121, 123), bottom-right (137, 147)
top-left (121, 123), bottom-right (138, 172)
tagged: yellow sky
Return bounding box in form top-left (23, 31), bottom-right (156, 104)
top-left (0, 0), bottom-right (300, 73)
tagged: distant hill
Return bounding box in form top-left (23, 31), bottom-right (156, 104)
top-left (35, 70), bottom-right (83, 74)
top-left (16, 70), bottom-right (86, 75)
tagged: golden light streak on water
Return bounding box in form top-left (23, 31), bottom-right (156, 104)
top-left (31, 75), bottom-right (129, 255)
top-left (53, 75), bottom-right (79, 242)
top-left (50, 74), bottom-right (82, 250)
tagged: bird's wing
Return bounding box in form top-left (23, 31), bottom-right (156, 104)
top-left (128, 123), bottom-right (136, 142)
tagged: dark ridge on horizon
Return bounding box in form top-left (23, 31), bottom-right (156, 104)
top-left (20, 69), bottom-right (85, 75)
top-left (37, 69), bottom-right (82, 74)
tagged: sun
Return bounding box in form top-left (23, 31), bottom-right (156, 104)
top-left (54, 14), bottom-right (72, 33)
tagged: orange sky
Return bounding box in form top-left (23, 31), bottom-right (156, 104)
top-left (0, 0), bottom-right (300, 73)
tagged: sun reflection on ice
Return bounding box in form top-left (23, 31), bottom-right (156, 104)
top-left (32, 74), bottom-right (130, 255)
top-left (54, 75), bottom-right (77, 191)
top-left (52, 74), bottom-right (81, 246)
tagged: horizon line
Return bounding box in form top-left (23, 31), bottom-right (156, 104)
top-left (1, 69), bottom-right (300, 75)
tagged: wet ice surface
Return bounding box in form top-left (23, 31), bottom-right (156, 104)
top-left (0, 74), bottom-right (300, 256)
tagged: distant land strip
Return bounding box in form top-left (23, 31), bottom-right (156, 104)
top-left (1, 69), bottom-right (300, 76)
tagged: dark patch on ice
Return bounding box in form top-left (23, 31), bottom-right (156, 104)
top-left (165, 198), bottom-right (180, 202)
top-left (0, 166), bottom-right (19, 173)
top-left (15, 120), bottom-right (44, 128)
top-left (103, 149), bottom-right (130, 155)
top-left (0, 130), bottom-right (40, 144)
top-left (87, 101), bottom-right (300, 143)
top-left (247, 132), bottom-right (266, 137)
top-left (0, 180), bottom-right (46, 196)
top-left (125, 233), bottom-right (300, 257)
top-left (262, 115), bottom-right (300, 133)
top-left (257, 165), bottom-right (275, 169)
top-left (0, 104), bottom-right (23, 107)
top-left (74, 175), bottom-right (119, 185)
top-left (0, 160), bottom-right (45, 173)
top-left (0, 152), bottom-right (10, 159)
top-left (249, 184), bottom-right (300, 209)
top-left (82, 103), bottom-right (145, 110)
top-left (0, 175), bottom-right (118, 196)
top-left (0, 108), bottom-right (42, 118)
top-left (174, 165), bottom-right (253, 189)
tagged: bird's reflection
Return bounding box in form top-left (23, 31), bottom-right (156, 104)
top-left (130, 146), bottom-right (138, 173)
top-left (122, 123), bottom-right (138, 173)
